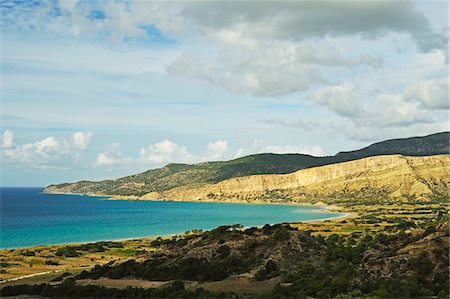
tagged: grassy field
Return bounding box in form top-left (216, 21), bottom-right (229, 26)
top-left (0, 238), bottom-right (158, 283)
top-left (290, 203), bottom-right (448, 236)
top-left (1, 202), bottom-right (448, 296)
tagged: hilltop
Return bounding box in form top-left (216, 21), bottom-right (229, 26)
top-left (44, 132), bottom-right (449, 197)
top-left (142, 155), bottom-right (449, 205)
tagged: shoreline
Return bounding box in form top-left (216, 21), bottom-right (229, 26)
top-left (0, 201), bottom-right (354, 283)
top-left (45, 190), bottom-right (338, 208)
top-left (0, 205), bottom-right (350, 252)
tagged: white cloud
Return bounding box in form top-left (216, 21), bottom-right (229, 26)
top-left (71, 131), bottom-right (93, 150)
top-left (1, 130), bottom-right (14, 148)
top-left (2, 0), bottom-right (443, 99)
top-left (313, 81), bottom-right (436, 128)
top-left (95, 138), bottom-right (325, 169)
top-left (96, 142), bottom-right (130, 166)
top-left (206, 140), bottom-right (228, 160)
top-left (95, 139), bottom-right (231, 167)
top-left (404, 76), bottom-right (449, 110)
top-left (167, 40), bottom-right (382, 97)
top-left (139, 140), bottom-right (195, 164)
top-left (5, 1), bottom-right (443, 53)
top-left (1, 131), bottom-right (93, 169)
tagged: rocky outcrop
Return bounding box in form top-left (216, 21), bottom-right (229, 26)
top-left (44, 132), bottom-right (450, 197)
top-left (140, 155), bottom-right (450, 204)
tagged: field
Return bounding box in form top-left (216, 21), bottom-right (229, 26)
top-left (1, 201), bottom-right (448, 298)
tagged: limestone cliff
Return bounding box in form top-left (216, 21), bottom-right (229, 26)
top-left (140, 155), bottom-right (450, 204)
top-left (44, 132), bottom-right (450, 197)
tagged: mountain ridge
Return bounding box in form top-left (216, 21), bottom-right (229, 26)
top-left (44, 132), bottom-right (450, 197)
top-left (139, 154), bottom-right (449, 205)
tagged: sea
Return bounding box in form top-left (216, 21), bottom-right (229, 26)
top-left (0, 187), bottom-right (343, 249)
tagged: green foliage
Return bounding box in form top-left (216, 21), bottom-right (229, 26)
top-left (0, 280), bottom-right (236, 298)
top-left (4, 222), bottom-right (449, 298)
top-left (255, 260), bottom-right (279, 281)
top-left (44, 260), bottom-right (60, 266)
top-left (46, 132), bottom-right (450, 196)
top-left (21, 250), bottom-right (35, 257)
top-left (55, 247), bottom-right (81, 257)
top-left (55, 241), bottom-right (124, 257)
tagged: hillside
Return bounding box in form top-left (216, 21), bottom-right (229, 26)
top-left (44, 132), bottom-right (449, 196)
top-left (141, 155), bottom-right (450, 204)
top-left (335, 131), bottom-right (450, 159)
top-left (3, 219), bottom-right (449, 298)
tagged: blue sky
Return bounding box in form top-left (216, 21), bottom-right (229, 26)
top-left (1, 0), bottom-right (448, 186)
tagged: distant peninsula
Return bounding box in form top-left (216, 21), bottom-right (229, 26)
top-left (45, 132), bottom-right (450, 205)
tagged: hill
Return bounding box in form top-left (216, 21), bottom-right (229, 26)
top-left (142, 155), bottom-right (450, 205)
top-left (335, 131), bottom-right (450, 159)
top-left (2, 219), bottom-right (449, 298)
top-left (44, 132), bottom-right (449, 196)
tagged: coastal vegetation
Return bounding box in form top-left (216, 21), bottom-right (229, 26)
top-left (2, 132), bottom-right (449, 298)
top-left (1, 202), bottom-right (448, 298)
top-left (44, 132), bottom-right (449, 197)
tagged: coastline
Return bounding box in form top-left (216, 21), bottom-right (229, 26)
top-left (0, 200), bottom-right (350, 252)
top-left (0, 190), bottom-right (358, 283)
top-left (0, 208), bottom-right (354, 283)
top-left (0, 209), bottom-right (350, 251)
top-left (45, 190), bottom-right (337, 208)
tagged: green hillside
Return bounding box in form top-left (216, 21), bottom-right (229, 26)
top-left (45, 132), bottom-right (450, 196)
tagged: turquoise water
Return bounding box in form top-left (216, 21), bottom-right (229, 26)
top-left (0, 187), bottom-right (343, 249)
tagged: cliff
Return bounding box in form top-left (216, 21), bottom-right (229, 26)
top-left (140, 155), bottom-right (450, 205)
top-left (44, 132), bottom-right (450, 197)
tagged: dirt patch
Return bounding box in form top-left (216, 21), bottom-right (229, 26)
top-left (77, 278), bottom-right (198, 289)
top-left (194, 275), bottom-right (280, 294)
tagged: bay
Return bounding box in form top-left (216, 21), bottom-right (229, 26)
top-left (0, 187), bottom-right (343, 249)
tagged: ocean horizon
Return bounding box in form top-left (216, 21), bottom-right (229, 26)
top-left (0, 187), bottom-right (344, 249)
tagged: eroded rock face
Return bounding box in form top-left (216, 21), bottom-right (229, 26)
top-left (141, 155), bottom-right (450, 204)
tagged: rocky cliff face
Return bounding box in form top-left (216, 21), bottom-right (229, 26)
top-left (140, 155), bottom-right (450, 204)
top-left (44, 132), bottom-right (450, 197)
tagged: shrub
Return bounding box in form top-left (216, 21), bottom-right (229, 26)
top-left (55, 247), bottom-right (81, 257)
top-left (216, 245), bottom-right (230, 257)
top-left (45, 260), bottom-right (60, 266)
top-left (255, 260), bottom-right (279, 281)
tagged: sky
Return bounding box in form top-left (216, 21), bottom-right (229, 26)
top-left (0, 0), bottom-right (448, 187)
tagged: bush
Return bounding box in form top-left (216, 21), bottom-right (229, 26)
top-left (21, 250), bottom-right (35, 257)
top-left (255, 260), bottom-right (279, 281)
top-left (55, 247), bottom-right (80, 257)
top-left (216, 245), bottom-right (230, 257)
top-left (45, 260), bottom-right (60, 266)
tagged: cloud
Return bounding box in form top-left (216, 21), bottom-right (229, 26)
top-left (71, 131), bottom-right (93, 150)
top-left (96, 142), bottom-right (130, 166)
top-left (2, 0), bottom-right (444, 99)
top-left (1, 131), bottom-right (93, 169)
top-left (177, 0), bottom-right (446, 53)
top-left (95, 139), bottom-right (231, 167)
top-left (206, 140), bottom-right (228, 160)
top-left (167, 40), bottom-right (382, 97)
top-left (1, 130), bottom-right (14, 148)
top-left (258, 118), bottom-right (323, 131)
top-left (96, 138), bottom-right (324, 169)
top-left (404, 76), bottom-right (449, 110)
top-left (313, 81), bottom-right (435, 128)
top-left (4, 1), bottom-right (444, 53)
top-left (139, 140), bottom-right (195, 164)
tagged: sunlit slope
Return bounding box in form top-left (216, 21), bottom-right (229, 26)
top-left (142, 155), bottom-right (450, 204)
top-left (44, 132), bottom-right (449, 196)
